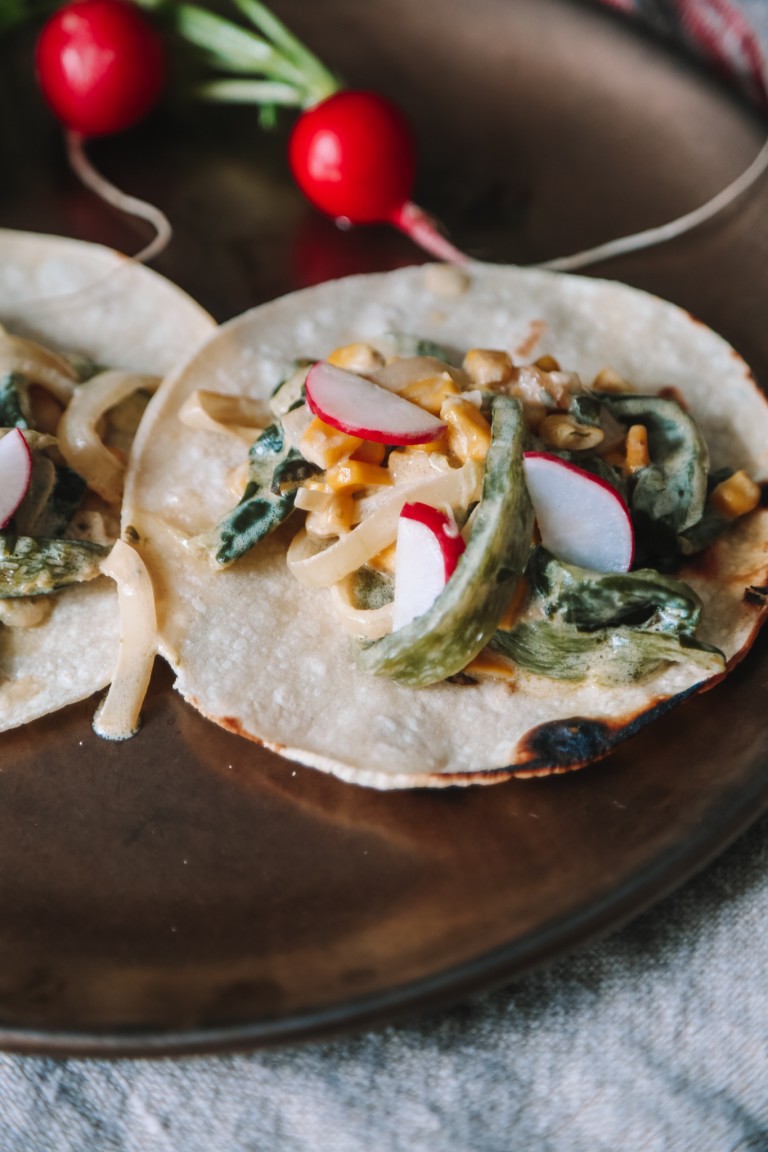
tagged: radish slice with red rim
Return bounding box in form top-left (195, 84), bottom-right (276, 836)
top-left (0, 429), bottom-right (33, 529)
top-left (523, 451), bottom-right (635, 573)
top-left (305, 361), bottom-right (445, 445)
top-left (392, 501), bottom-right (465, 630)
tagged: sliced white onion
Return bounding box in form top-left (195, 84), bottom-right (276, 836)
top-left (92, 539), bottom-right (157, 741)
top-left (0, 597), bottom-right (52, 628)
top-left (287, 460), bottom-right (483, 587)
top-left (0, 328), bottom-right (79, 403)
top-left (280, 402), bottom-right (314, 451)
top-left (57, 370), bottom-right (159, 504)
top-left (177, 389), bottom-right (270, 443)
top-left (329, 579), bottom-right (394, 639)
top-left (369, 356), bottom-right (468, 394)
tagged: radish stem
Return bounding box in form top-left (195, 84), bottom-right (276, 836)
top-left (537, 136), bottom-right (768, 272)
top-left (66, 130), bottom-right (172, 265)
top-left (390, 202), bottom-right (468, 265)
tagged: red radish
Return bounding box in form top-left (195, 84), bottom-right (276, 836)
top-left (289, 91), bottom-right (416, 225)
top-left (34, 1), bottom-right (171, 264)
top-left (305, 361), bottom-right (445, 445)
top-left (523, 451), bottom-right (634, 573)
top-left (289, 90), bottom-right (467, 263)
top-left (35, 0), bottom-right (166, 137)
top-left (34, 4), bottom-right (464, 264)
top-left (0, 430), bottom-right (33, 529)
top-left (393, 502), bottom-right (465, 630)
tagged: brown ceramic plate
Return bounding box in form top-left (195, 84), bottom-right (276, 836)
top-left (1, 0), bottom-right (767, 1056)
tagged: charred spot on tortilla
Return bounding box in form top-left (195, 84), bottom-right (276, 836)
top-left (511, 686), bottom-right (695, 778)
top-left (509, 687), bottom-right (700, 777)
top-left (514, 716), bottom-right (616, 772)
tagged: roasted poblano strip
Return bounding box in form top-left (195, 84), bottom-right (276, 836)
top-left (491, 621), bottom-right (724, 684)
top-left (0, 372), bottom-right (31, 428)
top-left (490, 548), bottom-right (717, 683)
top-left (203, 422), bottom-right (318, 567)
top-left (356, 394), bottom-right (534, 687)
top-left (23, 463), bottom-right (87, 538)
top-left (527, 549), bottom-right (703, 635)
top-left (568, 392), bottom-right (602, 428)
top-left (351, 566), bottom-right (394, 610)
top-left (597, 393), bottom-right (708, 563)
top-left (0, 534), bottom-right (108, 597)
top-left (677, 467), bottom-right (738, 556)
top-left (382, 333), bottom-right (463, 365)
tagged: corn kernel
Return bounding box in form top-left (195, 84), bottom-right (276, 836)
top-left (226, 460), bottom-right (250, 499)
top-left (592, 367), bottom-right (635, 394)
top-left (327, 342), bottom-right (385, 373)
top-left (463, 349), bottom-right (514, 388)
top-left (539, 413), bottom-right (604, 451)
top-left (299, 416), bottom-right (363, 469)
top-left (710, 470), bottom-right (761, 518)
top-left (351, 440), bottom-right (387, 465)
top-left (325, 460), bottom-right (393, 492)
top-left (304, 490), bottom-right (356, 537)
top-left (404, 432), bottom-right (449, 456)
top-left (440, 397), bottom-right (492, 462)
top-left (400, 372), bottom-right (461, 415)
top-left (534, 354), bottom-right (561, 372)
top-left (625, 424), bottom-right (650, 473)
top-left (464, 649), bottom-right (517, 682)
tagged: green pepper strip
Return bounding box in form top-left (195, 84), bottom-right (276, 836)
top-left (356, 394), bottom-right (533, 687)
top-left (0, 534), bottom-right (108, 598)
top-left (202, 422), bottom-right (318, 567)
top-left (491, 621), bottom-right (724, 684)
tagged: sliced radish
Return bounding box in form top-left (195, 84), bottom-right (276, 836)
top-left (523, 451), bottom-right (634, 573)
top-left (0, 429), bottom-right (32, 529)
top-left (392, 501), bottom-right (466, 630)
top-left (305, 360), bottom-right (445, 445)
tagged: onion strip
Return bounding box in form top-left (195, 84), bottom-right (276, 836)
top-left (93, 540), bottom-right (157, 741)
top-left (0, 328), bottom-right (78, 403)
top-left (57, 370), bottom-right (159, 504)
top-left (178, 389), bottom-right (270, 442)
top-left (329, 578), bottom-right (394, 639)
top-left (287, 460), bottom-right (483, 587)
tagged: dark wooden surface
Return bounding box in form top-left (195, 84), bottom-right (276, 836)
top-left (0, 0), bottom-right (767, 1054)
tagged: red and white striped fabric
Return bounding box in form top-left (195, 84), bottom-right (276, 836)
top-left (600, 0), bottom-right (768, 107)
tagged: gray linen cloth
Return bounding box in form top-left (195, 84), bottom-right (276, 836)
top-left (3, 817), bottom-right (768, 1151)
top-left (3, 3), bottom-right (768, 1149)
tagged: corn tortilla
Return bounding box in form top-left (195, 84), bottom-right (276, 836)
top-left (124, 263), bottom-right (768, 788)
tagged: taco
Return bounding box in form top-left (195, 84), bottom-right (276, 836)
top-left (123, 263), bottom-right (768, 788)
top-left (0, 228), bottom-right (214, 734)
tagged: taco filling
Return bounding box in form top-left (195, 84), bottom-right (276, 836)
top-left (195, 341), bottom-right (755, 692)
top-left (124, 264), bottom-right (768, 788)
